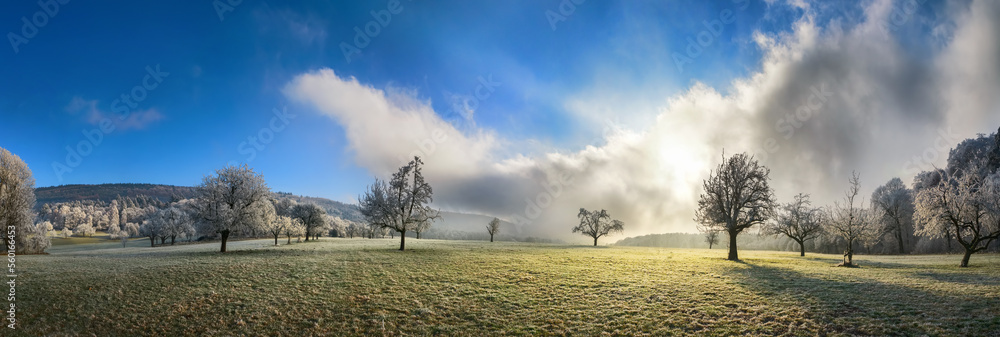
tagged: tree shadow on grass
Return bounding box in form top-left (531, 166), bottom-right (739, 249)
top-left (911, 271), bottom-right (1000, 286)
top-left (726, 260), bottom-right (1000, 336)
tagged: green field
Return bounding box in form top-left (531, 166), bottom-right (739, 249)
top-left (15, 239), bottom-right (1000, 336)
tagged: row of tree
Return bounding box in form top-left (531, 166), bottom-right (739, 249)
top-left (695, 128), bottom-right (1000, 267)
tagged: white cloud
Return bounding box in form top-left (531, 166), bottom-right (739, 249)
top-left (66, 97), bottom-right (163, 131)
top-left (284, 0), bottom-right (1000, 242)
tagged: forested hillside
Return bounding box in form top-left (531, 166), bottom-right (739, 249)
top-left (35, 184), bottom-right (198, 205)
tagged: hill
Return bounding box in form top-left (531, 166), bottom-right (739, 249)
top-left (35, 183), bottom-right (199, 205)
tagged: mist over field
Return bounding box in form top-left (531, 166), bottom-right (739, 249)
top-left (2, 0), bottom-right (1000, 335)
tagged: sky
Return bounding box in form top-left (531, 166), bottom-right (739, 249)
top-left (2, 0), bottom-right (999, 241)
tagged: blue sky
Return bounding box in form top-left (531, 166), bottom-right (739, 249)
top-left (4, 0), bottom-right (993, 239)
top-left (1, 0), bottom-right (779, 201)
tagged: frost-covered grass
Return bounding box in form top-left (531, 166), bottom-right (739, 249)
top-left (16, 239), bottom-right (1000, 336)
top-left (48, 231), bottom-right (113, 246)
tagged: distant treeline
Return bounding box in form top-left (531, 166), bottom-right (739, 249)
top-left (35, 183), bottom-right (198, 206)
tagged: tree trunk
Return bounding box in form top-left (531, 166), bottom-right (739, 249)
top-left (416, 232), bottom-right (421, 239)
top-left (274, 234), bottom-right (279, 246)
top-left (727, 232), bottom-right (739, 261)
top-left (960, 249), bottom-right (972, 267)
top-left (287, 234), bottom-right (291, 244)
top-left (149, 236), bottom-right (155, 247)
top-left (845, 239), bottom-right (854, 265)
top-left (593, 236), bottom-right (598, 246)
top-left (798, 240), bottom-right (805, 257)
top-left (399, 230), bottom-right (406, 251)
top-left (220, 230), bottom-right (230, 253)
top-left (490, 234), bottom-right (494, 242)
top-left (708, 241), bottom-right (713, 249)
top-left (895, 227), bottom-right (905, 254)
top-left (304, 228), bottom-right (310, 242)
top-left (171, 236), bottom-right (176, 245)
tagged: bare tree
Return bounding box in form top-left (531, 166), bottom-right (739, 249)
top-left (359, 157), bottom-right (439, 251)
top-left (573, 208), bottom-right (624, 246)
top-left (193, 164), bottom-right (272, 253)
top-left (871, 178), bottom-right (915, 254)
top-left (826, 172), bottom-right (878, 266)
top-left (0, 147), bottom-right (48, 254)
top-left (486, 217), bottom-right (501, 242)
top-left (915, 164), bottom-right (1000, 267)
top-left (697, 224), bottom-right (720, 249)
top-left (762, 193), bottom-right (824, 256)
top-left (695, 152), bottom-right (775, 261)
top-left (345, 222), bottom-right (362, 238)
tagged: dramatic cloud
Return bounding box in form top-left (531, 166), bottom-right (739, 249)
top-left (285, 0), bottom-right (1000, 242)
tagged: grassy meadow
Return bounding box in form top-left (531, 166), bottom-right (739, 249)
top-left (15, 238), bottom-right (1000, 336)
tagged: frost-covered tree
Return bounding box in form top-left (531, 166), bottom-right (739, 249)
top-left (359, 157), bottom-right (440, 251)
top-left (74, 223), bottom-right (96, 237)
top-left (123, 222), bottom-right (140, 238)
top-left (0, 147), bottom-right (48, 253)
top-left (573, 208), bottom-right (625, 246)
top-left (695, 152), bottom-right (775, 261)
top-left (193, 164), bottom-right (272, 252)
top-left (346, 221), bottom-right (371, 239)
top-left (915, 163), bottom-right (1000, 267)
top-left (159, 206), bottom-right (193, 245)
top-left (38, 221), bottom-right (53, 233)
top-left (119, 232), bottom-right (130, 248)
top-left (946, 132), bottom-right (998, 178)
top-left (826, 172), bottom-right (878, 266)
top-left (139, 218), bottom-right (164, 247)
top-left (486, 217), bottom-right (501, 242)
top-left (292, 203), bottom-right (325, 241)
top-left (871, 178), bottom-right (915, 254)
top-left (284, 218), bottom-right (304, 244)
top-left (763, 193), bottom-right (824, 256)
top-left (413, 220), bottom-right (430, 239)
top-left (108, 200), bottom-right (120, 229)
top-left (265, 215), bottom-right (294, 245)
top-left (20, 222), bottom-right (51, 253)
